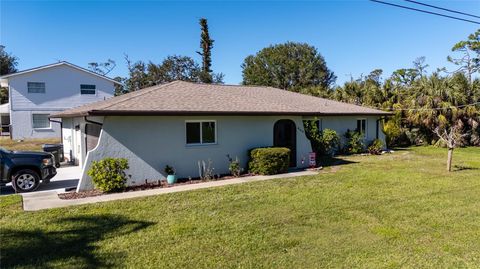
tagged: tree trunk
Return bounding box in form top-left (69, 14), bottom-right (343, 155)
top-left (447, 148), bottom-right (453, 172)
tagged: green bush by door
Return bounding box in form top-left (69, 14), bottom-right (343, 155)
top-left (248, 147), bottom-right (290, 175)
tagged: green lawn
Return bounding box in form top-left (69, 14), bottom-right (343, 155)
top-left (1, 147), bottom-right (480, 268)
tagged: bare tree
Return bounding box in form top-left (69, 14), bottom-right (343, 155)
top-left (433, 120), bottom-right (468, 172)
top-left (446, 29), bottom-right (480, 84)
top-left (88, 59), bottom-right (116, 76)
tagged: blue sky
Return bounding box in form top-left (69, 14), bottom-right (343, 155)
top-left (1, 0), bottom-right (478, 85)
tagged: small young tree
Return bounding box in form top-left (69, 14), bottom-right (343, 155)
top-left (433, 120), bottom-right (467, 172)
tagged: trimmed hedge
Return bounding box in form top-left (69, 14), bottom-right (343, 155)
top-left (248, 147), bottom-right (290, 175)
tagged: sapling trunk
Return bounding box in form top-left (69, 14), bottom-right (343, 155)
top-left (447, 148), bottom-right (453, 172)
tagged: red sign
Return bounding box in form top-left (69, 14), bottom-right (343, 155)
top-left (309, 152), bottom-right (316, 167)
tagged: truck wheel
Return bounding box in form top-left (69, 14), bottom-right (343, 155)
top-left (12, 169), bottom-right (40, 193)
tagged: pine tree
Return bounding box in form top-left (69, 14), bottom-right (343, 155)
top-left (197, 18), bottom-right (214, 83)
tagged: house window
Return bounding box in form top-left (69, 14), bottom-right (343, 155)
top-left (27, 82), bottom-right (46, 93)
top-left (32, 114), bottom-right (50, 129)
top-left (186, 121), bottom-right (216, 145)
top-left (80, 84), bottom-right (96, 95)
top-left (356, 119), bottom-right (367, 136)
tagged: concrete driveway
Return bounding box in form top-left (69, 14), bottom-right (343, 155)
top-left (0, 165), bottom-right (81, 195)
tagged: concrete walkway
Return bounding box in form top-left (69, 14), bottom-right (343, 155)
top-left (22, 170), bottom-right (318, 211)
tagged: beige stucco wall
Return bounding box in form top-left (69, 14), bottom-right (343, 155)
top-left (77, 115), bottom-right (313, 191)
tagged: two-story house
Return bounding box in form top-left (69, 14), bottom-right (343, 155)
top-left (0, 61), bottom-right (120, 141)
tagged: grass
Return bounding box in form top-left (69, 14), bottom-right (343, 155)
top-left (0, 137), bottom-right (60, 151)
top-left (1, 146), bottom-right (480, 268)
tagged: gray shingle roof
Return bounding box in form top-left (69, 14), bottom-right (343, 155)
top-left (52, 81), bottom-right (390, 118)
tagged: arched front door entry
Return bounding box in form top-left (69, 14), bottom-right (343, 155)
top-left (273, 119), bottom-right (296, 167)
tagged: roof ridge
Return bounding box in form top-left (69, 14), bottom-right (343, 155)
top-left (0, 61), bottom-right (121, 84)
top-left (179, 80), bottom-right (286, 89)
top-left (179, 80), bottom-right (387, 113)
top-left (257, 85), bottom-right (387, 112)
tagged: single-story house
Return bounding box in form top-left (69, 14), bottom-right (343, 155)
top-left (52, 81), bottom-right (390, 191)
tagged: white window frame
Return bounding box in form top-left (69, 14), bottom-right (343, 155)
top-left (185, 120), bottom-right (217, 145)
top-left (32, 114), bottom-right (51, 129)
top-left (356, 118), bottom-right (367, 138)
top-left (27, 82), bottom-right (46, 93)
top-left (80, 84), bottom-right (97, 95)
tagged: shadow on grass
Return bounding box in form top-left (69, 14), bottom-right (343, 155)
top-left (454, 165), bottom-right (479, 171)
top-left (319, 157), bottom-right (358, 168)
top-left (0, 214), bottom-right (155, 268)
top-left (389, 147), bottom-right (412, 152)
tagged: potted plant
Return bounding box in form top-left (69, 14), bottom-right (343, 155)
top-left (164, 165), bottom-right (176, 184)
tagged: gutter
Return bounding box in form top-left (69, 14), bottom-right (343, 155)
top-left (52, 110), bottom-right (393, 118)
top-left (49, 119), bottom-right (62, 124)
top-left (84, 116), bottom-right (103, 126)
top-left (86, 110), bottom-right (393, 117)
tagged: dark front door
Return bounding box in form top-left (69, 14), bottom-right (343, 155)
top-left (85, 124), bottom-right (102, 154)
top-left (273, 119), bottom-right (297, 167)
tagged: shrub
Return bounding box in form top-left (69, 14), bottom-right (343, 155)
top-left (303, 120), bottom-right (339, 158)
top-left (367, 139), bottom-right (384, 155)
top-left (87, 158), bottom-right (129, 192)
top-left (226, 155), bottom-right (242, 177)
top-left (344, 130), bottom-right (365, 154)
top-left (321, 129), bottom-right (340, 156)
top-left (248, 147), bottom-right (290, 175)
top-left (383, 119), bottom-right (402, 147)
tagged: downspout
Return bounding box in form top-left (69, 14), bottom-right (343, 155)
top-left (49, 118), bottom-right (63, 141)
top-left (8, 84), bottom-right (12, 139)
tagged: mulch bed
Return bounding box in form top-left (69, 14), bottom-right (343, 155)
top-left (58, 173), bottom-right (255, 200)
top-left (59, 189), bottom-right (104, 199)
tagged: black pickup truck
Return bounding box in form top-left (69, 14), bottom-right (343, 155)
top-left (0, 147), bottom-right (57, 192)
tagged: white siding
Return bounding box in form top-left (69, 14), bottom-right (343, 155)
top-left (76, 115), bottom-right (313, 191)
top-left (10, 110), bottom-right (62, 139)
top-left (8, 64), bottom-right (115, 139)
